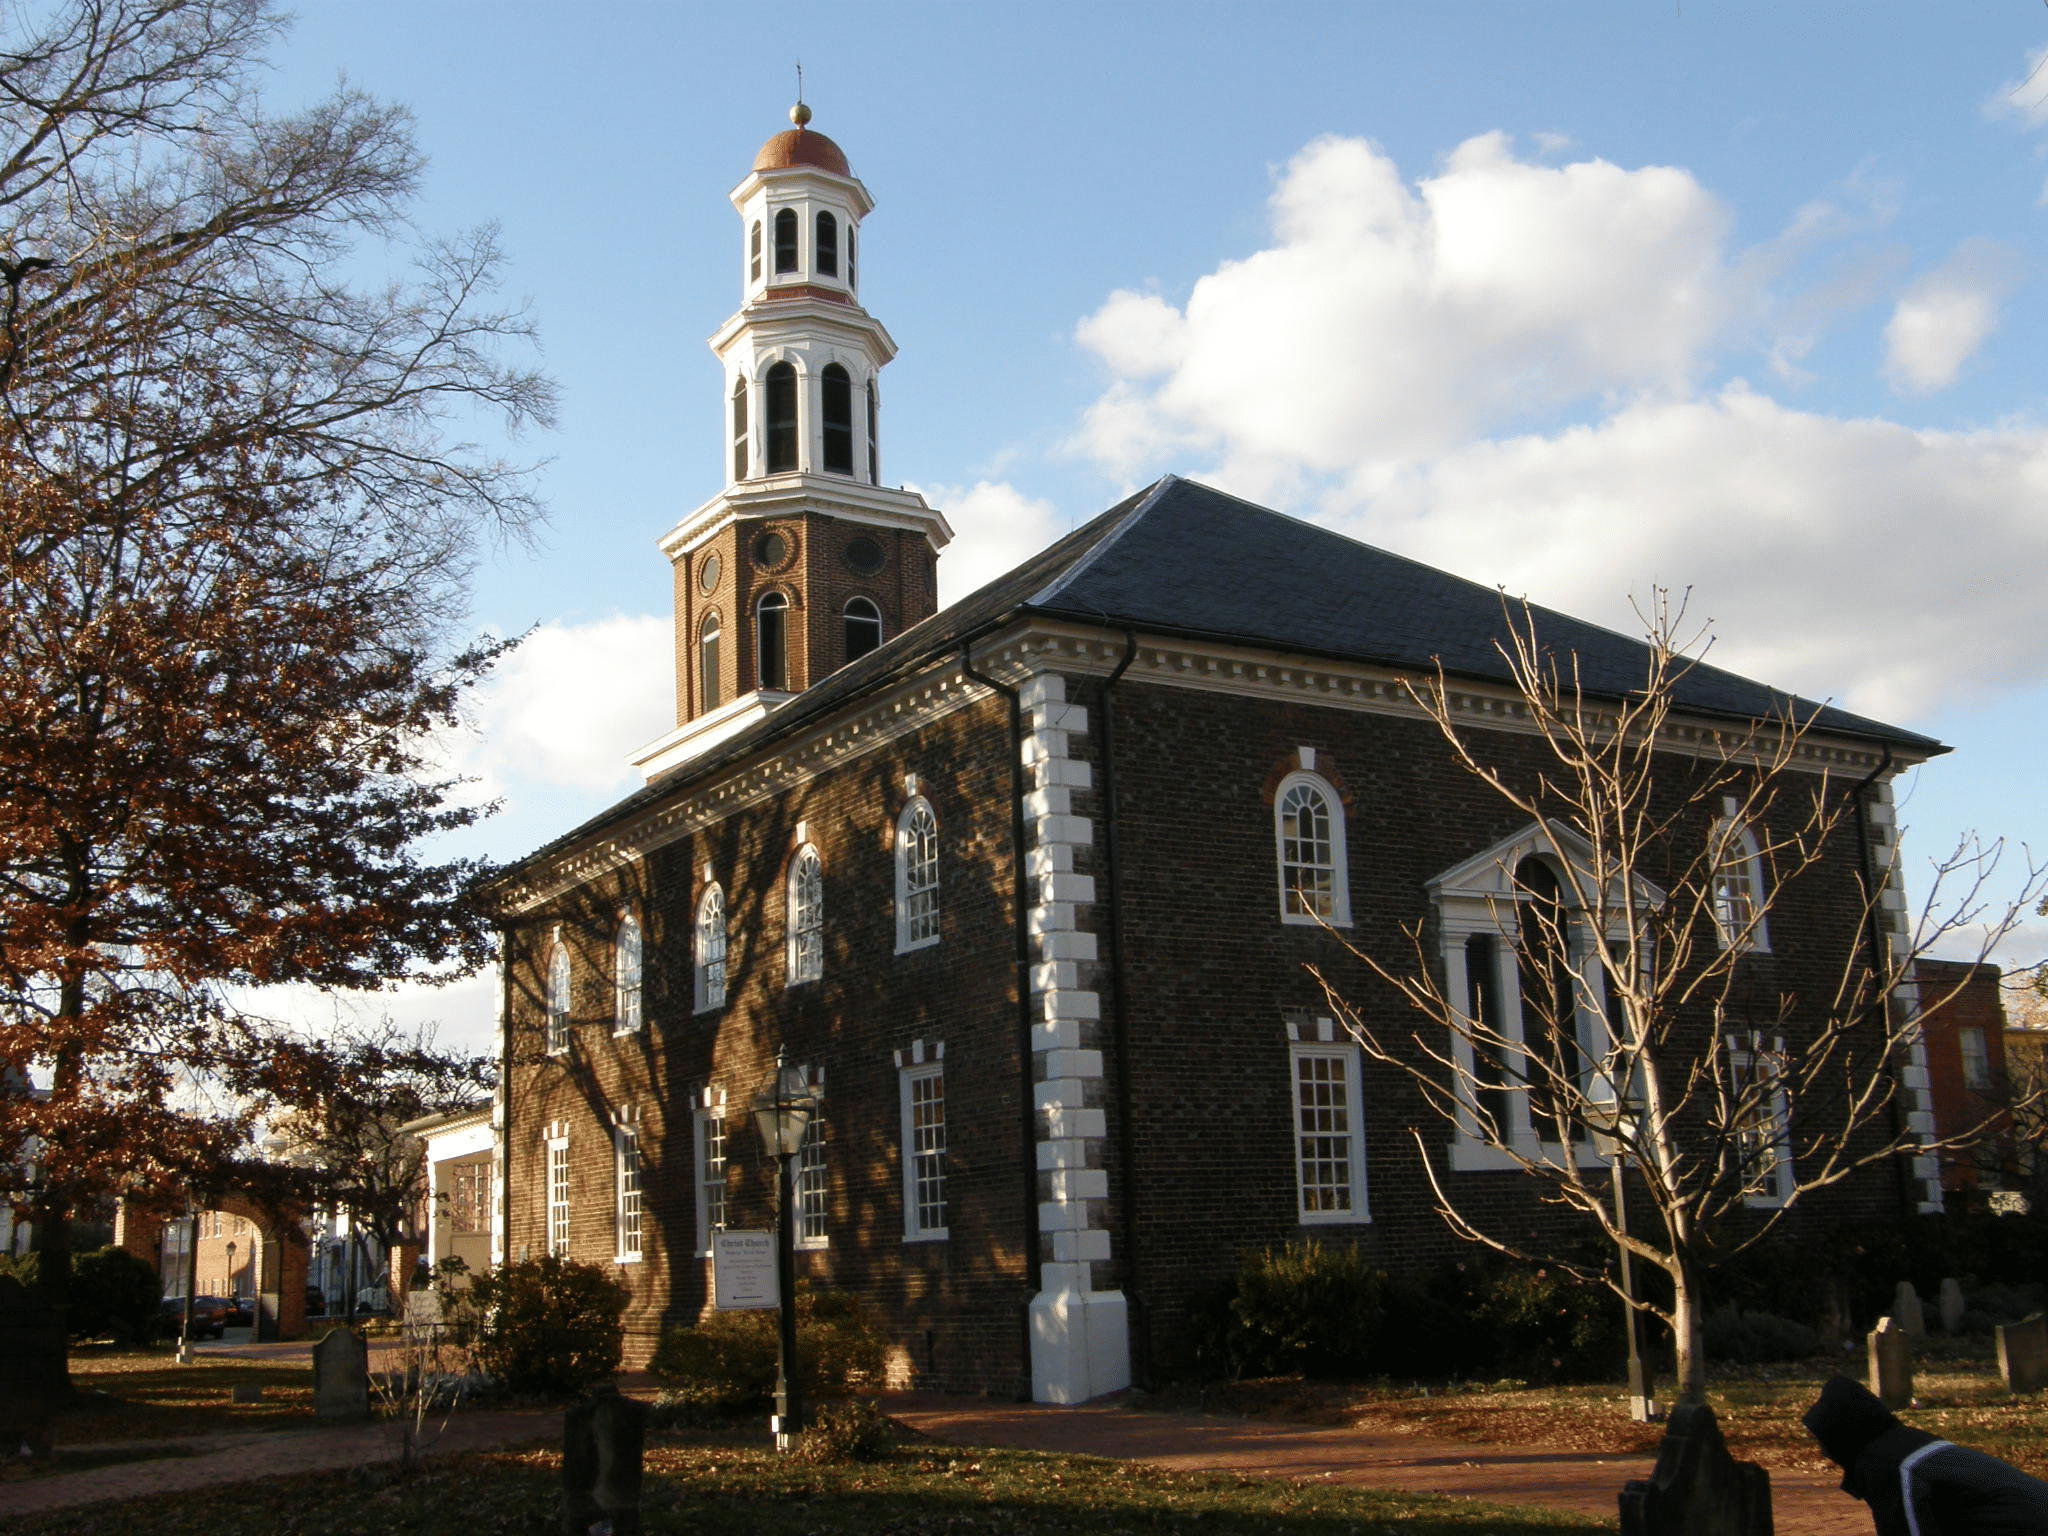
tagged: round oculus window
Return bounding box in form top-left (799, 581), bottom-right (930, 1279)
top-left (698, 553), bottom-right (721, 594)
top-left (752, 530), bottom-right (790, 570)
top-left (844, 536), bottom-right (884, 575)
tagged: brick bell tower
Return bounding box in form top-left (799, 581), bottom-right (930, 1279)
top-left (634, 103), bottom-right (953, 781)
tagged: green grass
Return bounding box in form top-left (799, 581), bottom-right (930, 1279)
top-left (57, 1347), bottom-right (315, 1443)
top-left (12, 1436), bottom-right (1612, 1536)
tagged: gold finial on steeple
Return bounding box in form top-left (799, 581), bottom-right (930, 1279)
top-left (791, 61), bottom-right (810, 126)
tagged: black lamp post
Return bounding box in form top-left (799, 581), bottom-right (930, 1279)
top-left (1586, 1085), bottom-right (1656, 1423)
top-left (178, 1195), bottom-right (201, 1364)
top-left (752, 1047), bottom-right (820, 1452)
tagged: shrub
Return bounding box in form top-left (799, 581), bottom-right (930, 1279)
top-left (1190, 1241), bottom-right (1384, 1381)
top-left (465, 1255), bottom-right (630, 1396)
top-left (0, 1247), bottom-right (160, 1340)
top-left (649, 1286), bottom-right (885, 1410)
top-left (1703, 1305), bottom-right (1819, 1364)
top-left (789, 1398), bottom-right (898, 1464)
top-left (1468, 1260), bottom-right (1625, 1384)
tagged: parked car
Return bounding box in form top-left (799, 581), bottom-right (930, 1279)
top-left (220, 1294), bottom-right (253, 1328)
top-left (160, 1295), bottom-right (228, 1339)
top-left (304, 1285), bottom-right (326, 1319)
top-left (354, 1283), bottom-right (392, 1318)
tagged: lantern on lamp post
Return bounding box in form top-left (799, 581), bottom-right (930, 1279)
top-left (752, 1047), bottom-right (820, 1452)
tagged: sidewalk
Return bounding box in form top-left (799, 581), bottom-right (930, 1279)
top-left (881, 1394), bottom-right (1870, 1535)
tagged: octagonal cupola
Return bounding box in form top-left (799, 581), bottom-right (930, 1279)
top-left (635, 105), bottom-right (953, 783)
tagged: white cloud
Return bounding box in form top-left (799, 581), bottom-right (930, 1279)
top-left (1342, 387), bottom-right (2048, 720)
top-left (920, 480), bottom-right (1072, 606)
top-left (462, 613), bottom-right (672, 795)
top-left (1882, 239), bottom-right (2016, 394)
top-left (1074, 133), bottom-right (1733, 482)
top-left (1988, 45), bottom-right (2048, 129)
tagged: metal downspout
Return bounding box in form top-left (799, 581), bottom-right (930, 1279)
top-left (959, 641), bottom-right (1041, 1384)
top-left (1098, 632), bottom-right (1144, 1384)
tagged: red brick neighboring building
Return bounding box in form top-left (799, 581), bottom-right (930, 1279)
top-left (1914, 960), bottom-right (2014, 1198)
top-left (486, 113), bottom-right (1952, 1404)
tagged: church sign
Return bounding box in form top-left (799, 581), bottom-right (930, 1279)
top-left (711, 1231), bottom-right (777, 1310)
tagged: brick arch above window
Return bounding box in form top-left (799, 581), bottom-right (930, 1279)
top-left (1261, 745), bottom-right (1352, 808)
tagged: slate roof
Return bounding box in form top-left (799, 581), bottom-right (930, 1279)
top-left (503, 474), bottom-right (1940, 877)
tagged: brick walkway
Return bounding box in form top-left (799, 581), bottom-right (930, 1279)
top-left (882, 1394), bottom-right (1872, 1535)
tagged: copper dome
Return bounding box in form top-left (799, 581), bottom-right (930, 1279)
top-left (752, 127), bottom-right (851, 177)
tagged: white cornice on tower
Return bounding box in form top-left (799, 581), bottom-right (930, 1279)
top-left (659, 474), bottom-right (952, 560)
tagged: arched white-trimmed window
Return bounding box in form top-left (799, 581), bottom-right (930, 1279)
top-left (815, 209), bottom-right (839, 276)
top-left (545, 938), bottom-right (571, 1055)
top-left (613, 912), bottom-right (642, 1035)
top-left (895, 797), bottom-right (940, 952)
top-left (786, 844), bottom-right (824, 985)
top-left (756, 590), bottom-right (789, 692)
top-left (1274, 766), bottom-right (1349, 926)
top-left (699, 611), bottom-right (722, 712)
top-left (694, 883), bottom-right (727, 1013)
top-left (821, 363), bottom-right (854, 475)
top-left (773, 207), bottom-right (798, 273)
top-left (749, 221), bottom-right (762, 283)
top-left (730, 376), bottom-right (749, 481)
top-left (844, 597), bottom-right (882, 664)
top-left (1709, 809), bottom-right (1770, 954)
top-left (764, 360), bottom-right (798, 473)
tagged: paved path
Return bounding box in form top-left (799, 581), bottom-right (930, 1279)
top-left (883, 1395), bottom-right (1871, 1535)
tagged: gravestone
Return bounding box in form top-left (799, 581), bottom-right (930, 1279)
top-left (562, 1381), bottom-right (649, 1536)
top-left (1868, 1316), bottom-right (1914, 1410)
top-left (1618, 1400), bottom-right (1774, 1536)
top-left (1997, 1314), bottom-right (2048, 1395)
top-left (313, 1326), bottom-right (371, 1421)
top-left (0, 1275), bottom-right (65, 1458)
top-left (1893, 1282), bottom-right (1926, 1338)
top-left (1938, 1278), bottom-right (1965, 1334)
top-left (232, 1383), bottom-right (264, 1404)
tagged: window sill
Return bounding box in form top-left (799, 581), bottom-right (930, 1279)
top-left (1279, 913), bottom-right (1351, 929)
top-left (902, 1230), bottom-right (949, 1244)
top-left (694, 999), bottom-right (725, 1016)
top-left (894, 936), bottom-right (941, 956)
top-left (614, 1252), bottom-right (643, 1265)
top-left (796, 1238), bottom-right (829, 1252)
top-left (1297, 1209), bottom-right (1370, 1226)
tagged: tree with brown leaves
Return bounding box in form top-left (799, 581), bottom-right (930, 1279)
top-left (0, 0), bottom-right (553, 1353)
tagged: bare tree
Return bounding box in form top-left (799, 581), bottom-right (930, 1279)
top-left (0, 0), bottom-right (554, 1354)
top-left (1312, 594), bottom-right (2043, 1407)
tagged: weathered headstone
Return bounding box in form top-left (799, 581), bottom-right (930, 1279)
top-left (313, 1326), bottom-right (371, 1421)
top-left (232, 1383), bottom-right (264, 1404)
top-left (562, 1381), bottom-right (649, 1536)
top-left (1997, 1313), bottom-right (2048, 1395)
top-left (1938, 1278), bottom-right (1965, 1334)
top-left (0, 1275), bottom-right (64, 1458)
top-left (1893, 1281), bottom-right (1926, 1338)
top-left (1618, 1400), bottom-right (1774, 1536)
top-left (1868, 1316), bottom-right (1914, 1410)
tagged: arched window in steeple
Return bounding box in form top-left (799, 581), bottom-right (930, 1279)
top-left (816, 210), bottom-right (838, 277)
top-left (773, 208), bottom-right (798, 274)
top-left (699, 612), bottom-right (721, 712)
top-left (750, 221), bottom-right (762, 283)
top-left (844, 597), bottom-right (882, 663)
top-left (764, 362), bottom-right (797, 473)
top-left (730, 377), bottom-right (748, 481)
top-left (866, 379), bottom-right (878, 484)
top-left (821, 364), bottom-right (853, 474)
top-left (757, 591), bottom-right (789, 692)
top-left (848, 226), bottom-right (857, 292)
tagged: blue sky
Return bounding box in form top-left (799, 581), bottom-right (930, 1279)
top-left (259, 3), bottom-right (2048, 1046)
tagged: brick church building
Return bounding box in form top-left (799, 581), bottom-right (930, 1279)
top-left (490, 109), bottom-right (1947, 1402)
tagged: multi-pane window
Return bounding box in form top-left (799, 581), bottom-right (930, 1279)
top-left (1710, 815), bottom-right (1770, 953)
top-left (547, 1137), bottom-right (570, 1256)
top-left (749, 221), bottom-right (762, 283)
top-left (764, 361), bottom-right (798, 473)
top-left (1959, 1026), bottom-right (1992, 1091)
top-left (546, 941), bottom-right (571, 1055)
top-left (615, 1125), bottom-right (643, 1261)
top-left (695, 884), bottom-right (728, 1012)
top-left (694, 1107), bottom-right (728, 1255)
top-left (816, 210), bottom-right (839, 276)
top-left (773, 207), bottom-right (798, 273)
top-left (699, 613), bottom-right (722, 712)
top-left (901, 1065), bottom-right (948, 1239)
top-left (1292, 1045), bottom-right (1367, 1222)
top-left (614, 913), bottom-right (642, 1035)
top-left (821, 363), bottom-right (853, 474)
top-left (1727, 1033), bottom-right (1793, 1205)
top-left (896, 799), bottom-right (940, 951)
top-left (757, 591), bottom-right (790, 691)
top-left (731, 378), bottom-right (748, 481)
top-left (844, 597), bottom-right (883, 664)
top-left (797, 1114), bottom-right (828, 1246)
top-left (1275, 771), bottom-right (1349, 924)
top-left (787, 846), bottom-right (824, 985)
top-left (448, 1160), bottom-right (490, 1234)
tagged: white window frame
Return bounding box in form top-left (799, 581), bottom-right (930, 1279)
top-left (796, 1113), bottom-right (828, 1248)
top-left (614, 912), bottom-right (643, 1036)
top-left (694, 883), bottom-right (728, 1013)
top-left (693, 1099), bottom-right (728, 1257)
top-left (1727, 1032), bottom-right (1794, 1207)
top-left (546, 1133), bottom-right (571, 1257)
top-left (545, 938), bottom-right (571, 1056)
top-left (899, 1059), bottom-right (948, 1241)
top-left (1289, 1037), bottom-right (1369, 1224)
top-left (1958, 1025), bottom-right (1991, 1092)
top-left (1709, 808), bottom-right (1771, 954)
top-left (786, 844), bottom-right (824, 986)
top-left (895, 797), bottom-right (941, 952)
top-left (614, 1120), bottom-right (643, 1262)
top-left (1274, 765), bottom-right (1350, 927)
